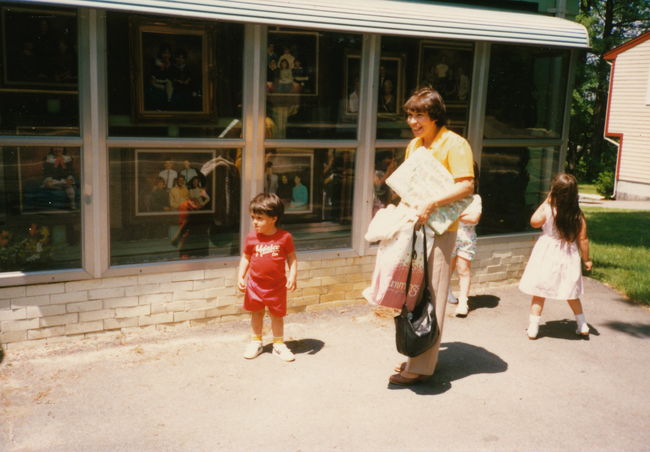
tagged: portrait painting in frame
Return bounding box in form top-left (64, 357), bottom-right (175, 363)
top-left (266, 30), bottom-right (319, 97)
top-left (135, 150), bottom-right (216, 216)
top-left (344, 53), bottom-right (404, 116)
top-left (417, 40), bottom-right (474, 104)
top-left (1, 6), bottom-right (77, 89)
top-left (265, 150), bottom-right (314, 215)
top-left (130, 17), bottom-right (215, 121)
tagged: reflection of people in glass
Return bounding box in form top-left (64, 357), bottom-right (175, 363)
top-left (456, 66), bottom-right (470, 101)
top-left (169, 175), bottom-right (189, 209)
top-left (171, 197), bottom-right (208, 259)
top-left (290, 175), bottom-right (308, 209)
top-left (159, 160), bottom-right (178, 190)
top-left (150, 177), bottom-right (170, 211)
top-left (348, 77), bottom-right (360, 113)
top-left (267, 58), bottom-right (278, 92)
top-left (53, 38), bottom-right (77, 83)
top-left (379, 79), bottom-right (396, 113)
top-left (277, 59), bottom-right (294, 93)
top-left (278, 174), bottom-right (292, 206)
top-left (179, 159), bottom-right (199, 185)
top-left (373, 150), bottom-right (397, 216)
top-left (147, 43), bottom-right (174, 110)
top-left (42, 147), bottom-right (77, 210)
top-left (292, 59), bottom-right (308, 91)
top-left (170, 49), bottom-right (194, 110)
top-left (264, 162), bottom-right (279, 194)
top-left (188, 176), bottom-right (210, 207)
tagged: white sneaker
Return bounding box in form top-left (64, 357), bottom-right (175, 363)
top-left (576, 322), bottom-right (590, 336)
top-left (455, 300), bottom-right (468, 317)
top-left (272, 342), bottom-right (295, 362)
top-left (527, 315), bottom-right (541, 340)
top-left (243, 341), bottom-right (263, 359)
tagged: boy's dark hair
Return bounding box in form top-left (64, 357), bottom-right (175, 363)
top-left (402, 86), bottom-right (447, 127)
top-left (249, 192), bottom-right (284, 221)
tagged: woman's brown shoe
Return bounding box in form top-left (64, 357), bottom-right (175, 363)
top-left (389, 372), bottom-right (427, 386)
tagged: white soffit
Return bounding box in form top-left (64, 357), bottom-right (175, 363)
top-left (21, 0), bottom-right (590, 48)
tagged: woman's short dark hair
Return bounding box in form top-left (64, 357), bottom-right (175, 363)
top-left (249, 192), bottom-right (284, 221)
top-left (403, 86), bottom-right (447, 127)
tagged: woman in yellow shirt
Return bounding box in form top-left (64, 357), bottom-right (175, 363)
top-left (390, 87), bottom-right (475, 386)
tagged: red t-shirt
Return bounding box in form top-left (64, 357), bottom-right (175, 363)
top-left (244, 229), bottom-right (295, 303)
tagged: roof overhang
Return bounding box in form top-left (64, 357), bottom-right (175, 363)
top-left (18, 0), bottom-right (590, 48)
top-left (604, 31), bottom-right (650, 60)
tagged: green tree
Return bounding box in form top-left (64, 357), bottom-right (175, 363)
top-left (567, 0), bottom-right (650, 181)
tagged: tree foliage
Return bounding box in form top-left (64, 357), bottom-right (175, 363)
top-left (567, 0), bottom-right (650, 181)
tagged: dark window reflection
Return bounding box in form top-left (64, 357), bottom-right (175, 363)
top-left (485, 46), bottom-right (569, 139)
top-left (264, 148), bottom-right (355, 250)
top-left (0, 5), bottom-right (79, 135)
top-left (109, 148), bottom-right (241, 265)
top-left (478, 146), bottom-right (558, 235)
top-left (0, 146), bottom-right (82, 272)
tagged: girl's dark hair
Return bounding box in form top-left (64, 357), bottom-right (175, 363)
top-left (402, 86), bottom-right (447, 127)
top-left (549, 173), bottom-right (583, 242)
top-left (249, 192), bottom-right (284, 222)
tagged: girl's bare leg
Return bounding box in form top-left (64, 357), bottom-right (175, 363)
top-left (568, 298), bottom-right (589, 335)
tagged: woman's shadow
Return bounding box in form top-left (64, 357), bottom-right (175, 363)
top-left (391, 341), bottom-right (508, 395)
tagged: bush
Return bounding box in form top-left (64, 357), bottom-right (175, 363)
top-left (595, 170), bottom-right (614, 199)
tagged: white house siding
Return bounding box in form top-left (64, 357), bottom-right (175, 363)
top-left (607, 39), bottom-right (650, 199)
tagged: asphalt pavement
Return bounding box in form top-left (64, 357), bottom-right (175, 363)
top-left (1, 276), bottom-right (649, 452)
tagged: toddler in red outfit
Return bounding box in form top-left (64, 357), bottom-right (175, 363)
top-left (237, 193), bottom-right (298, 361)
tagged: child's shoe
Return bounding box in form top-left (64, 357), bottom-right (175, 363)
top-left (527, 314), bottom-right (541, 340)
top-left (447, 289), bottom-right (459, 305)
top-left (272, 342), bottom-right (295, 362)
top-left (243, 341), bottom-right (263, 359)
top-left (455, 297), bottom-right (469, 317)
top-left (575, 313), bottom-right (590, 336)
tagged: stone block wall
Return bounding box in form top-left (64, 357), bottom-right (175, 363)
top-left (0, 234), bottom-right (534, 347)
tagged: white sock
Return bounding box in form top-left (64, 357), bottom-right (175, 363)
top-left (529, 314), bottom-right (541, 324)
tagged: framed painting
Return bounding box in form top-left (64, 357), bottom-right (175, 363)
top-left (17, 146), bottom-right (81, 213)
top-left (1, 6), bottom-right (77, 89)
top-left (267, 30), bottom-right (318, 97)
top-left (265, 150), bottom-right (314, 215)
top-left (135, 150), bottom-right (217, 216)
top-left (417, 40), bottom-right (474, 104)
top-left (344, 53), bottom-right (405, 116)
top-left (130, 18), bottom-right (215, 121)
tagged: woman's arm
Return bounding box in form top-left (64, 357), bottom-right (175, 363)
top-left (417, 177), bottom-right (474, 224)
top-left (530, 196), bottom-right (549, 228)
top-left (577, 216), bottom-right (592, 271)
top-left (459, 209), bottom-right (481, 225)
top-left (237, 254), bottom-right (251, 292)
top-left (286, 252), bottom-right (297, 291)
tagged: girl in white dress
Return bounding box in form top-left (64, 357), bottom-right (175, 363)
top-left (518, 173), bottom-right (592, 339)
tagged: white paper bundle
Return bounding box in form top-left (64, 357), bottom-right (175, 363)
top-left (386, 146), bottom-right (472, 234)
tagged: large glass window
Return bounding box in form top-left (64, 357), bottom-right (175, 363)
top-left (0, 146), bottom-right (82, 272)
top-left (485, 45), bottom-right (569, 139)
top-left (265, 28), bottom-right (361, 139)
top-left (106, 13), bottom-right (244, 138)
top-left (264, 148), bottom-right (355, 250)
top-left (478, 146), bottom-right (559, 235)
top-left (109, 148), bottom-right (240, 265)
top-left (0, 4), bottom-right (79, 136)
top-left (378, 37), bottom-right (474, 139)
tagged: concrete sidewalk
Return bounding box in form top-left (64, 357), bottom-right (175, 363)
top-left (1, 278), bottom-right (649, 452)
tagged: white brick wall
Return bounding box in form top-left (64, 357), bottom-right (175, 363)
top-left (0, 234), bottom-right (534, 345)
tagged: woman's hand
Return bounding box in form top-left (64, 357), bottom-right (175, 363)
top-left (417, 201), bottom-right (437, 225)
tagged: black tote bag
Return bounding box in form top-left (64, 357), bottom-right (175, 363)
top-left (395, 227), bottom-right (439, 357)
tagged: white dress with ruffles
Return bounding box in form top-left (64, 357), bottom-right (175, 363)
top-left (518, 203), bottom-right (584, 299)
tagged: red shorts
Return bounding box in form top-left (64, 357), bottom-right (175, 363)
top-left (243, 279), bottom-right (287, 317)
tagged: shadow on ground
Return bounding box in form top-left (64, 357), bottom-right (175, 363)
top-left (389, 341), bottom-right (508, 395)
top-left (469, 295), bottom-right (500, 312)
top-left (261, 338), bottom-right (325, 355)
top-left (538, 320), bottom-right (600, 340)
top-left (603, 321), bottom-right (650, 338)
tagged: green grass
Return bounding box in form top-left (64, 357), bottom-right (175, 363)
top-left (579, 184), bottom-right (598, 195)
top-left (582, 207), bottom-right (650, 305)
